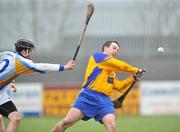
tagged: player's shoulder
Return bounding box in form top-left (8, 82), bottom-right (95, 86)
top-left (15, 52), bottom-right (32, 63)
top-left (0, 51), bottom-right (15, 57)
top-left (92, 52), bottom-right (108, 63)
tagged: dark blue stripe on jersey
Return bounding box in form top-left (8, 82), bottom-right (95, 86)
top-left (6, 53), bottom-right (13, 57)
top-left (0, 84), bottom-right (7, 90)
top-left (30, 67), bottom-right (45, 73)
top-left (17, 58), bottom-right (45, 74)
top-left (0, 59), bottom-right (9, 73)
top-left (83, 66), bottom-right (102, 88)
top-left (93, 52), bottom-right (108, 63)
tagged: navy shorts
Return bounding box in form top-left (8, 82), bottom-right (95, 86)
top-left (0, 101), bottom-right (17, 118)
top-left (73, 88), bottom-right (114, 123)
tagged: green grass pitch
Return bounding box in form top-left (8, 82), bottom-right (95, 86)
top-left (4, 116), bottom-right (180, 132)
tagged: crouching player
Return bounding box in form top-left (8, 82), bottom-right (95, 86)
top-left (52, 41), bottom-right (145, 132)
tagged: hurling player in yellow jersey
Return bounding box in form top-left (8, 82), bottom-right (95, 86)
top-left (52, 41), bottom-right (142, 132)
top-left (0, 39), bottom-right (75, 132)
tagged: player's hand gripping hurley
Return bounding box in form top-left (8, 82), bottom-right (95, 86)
top-left (113, 68), bottom-right (147, 108)
top-left (73, 3), bottom-right (94, 61)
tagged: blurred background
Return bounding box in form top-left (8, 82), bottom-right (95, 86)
top-left (0, 0), bottom-right (180, 132)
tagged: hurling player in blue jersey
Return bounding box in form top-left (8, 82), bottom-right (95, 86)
top-left (0, 39), bottom-right (75, 132)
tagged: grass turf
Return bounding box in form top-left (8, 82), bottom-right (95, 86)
top-left (4, 116), bottom-right (180, 132)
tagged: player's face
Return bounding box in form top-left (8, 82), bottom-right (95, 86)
top-left (21, 49), bottom-right (33, 58)
top-left (104, 42), bottom-right (119, 57)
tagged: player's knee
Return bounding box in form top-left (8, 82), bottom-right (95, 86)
top-left (15, 115), bottom-right (21, 124)
top-left (8, 112), bottom-right (21, 125)
top-left (108, 123), bottom-right (116, 131)
top-left (11, 115), bottom-right (21, 125)
top-left (106, 120), bottom-right (116, 128)
top-left (103, 117), bottom-right (116, 131)
top-left (51, 127), bottom-right (59, 132)
top-left (51, 118), bottom-right (74, 132)
top-left (62, 118), bottom-right (74, 126)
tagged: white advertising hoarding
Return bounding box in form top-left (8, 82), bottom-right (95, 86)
top-left (11, 83), bottom-right (43, 116)
top-left (140, 81), bottom-right (180, 115)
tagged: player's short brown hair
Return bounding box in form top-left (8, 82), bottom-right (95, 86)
top-left (102, 41), bottom-right (120, 52)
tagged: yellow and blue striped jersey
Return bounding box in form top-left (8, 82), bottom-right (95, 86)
top-left (82, 52), bottom-right (139, 96)
top-left (0, 51), bottom-right (63, 89)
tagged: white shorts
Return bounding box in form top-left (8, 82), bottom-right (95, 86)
top-left (0, 85), bottom-right (12, 105)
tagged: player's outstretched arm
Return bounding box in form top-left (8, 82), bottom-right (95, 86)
top-left (64, 60), bottom-right (75, 70)
top-left (99, 57), bottom-right (139, 74)
top-left (16, 54), bottom-right (76, 74)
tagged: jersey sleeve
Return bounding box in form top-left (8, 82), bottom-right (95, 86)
top-left (30, 62), bottom-right (63, 72)
top-left (113, 76), bottom-right (135, 94)
top-left (16, 55), bottom-right (63, 74)
top-left (93, 52), bottom-right (139, 74)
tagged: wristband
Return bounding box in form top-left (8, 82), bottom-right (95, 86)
top-left (59, 65), bottom-right (64, 71)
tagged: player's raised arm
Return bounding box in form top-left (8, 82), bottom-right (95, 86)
top-left (90, 41), bottom-right (139, 75)
top-left (98, 56), bottom-right (139, 74)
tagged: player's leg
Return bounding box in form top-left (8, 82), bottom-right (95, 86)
top-left (52, 107), bottom-right (84, 132)
top-left (0, 101), bottom-right (21, 132)
top-left (52, 88), bottom-right (100, 132)
top-left (0, 114), bottom-right (5, 132)
top-left (102, 113), bottom-right (116, 132)
top-left (6, 111), bottom-right (21, 132)
top-left (94, 93), bottom-right (116, 132)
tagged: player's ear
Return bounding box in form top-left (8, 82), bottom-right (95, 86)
top-left (103, 46), bottom-right (108, 52)
top-left (21, 50), bottom-right (27, 56)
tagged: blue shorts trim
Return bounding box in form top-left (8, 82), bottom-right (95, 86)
top-left (73, 88), bottom-right (114, 123)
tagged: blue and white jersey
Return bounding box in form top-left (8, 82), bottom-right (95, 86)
top-left (0, 51), bottom-right (63, 89)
